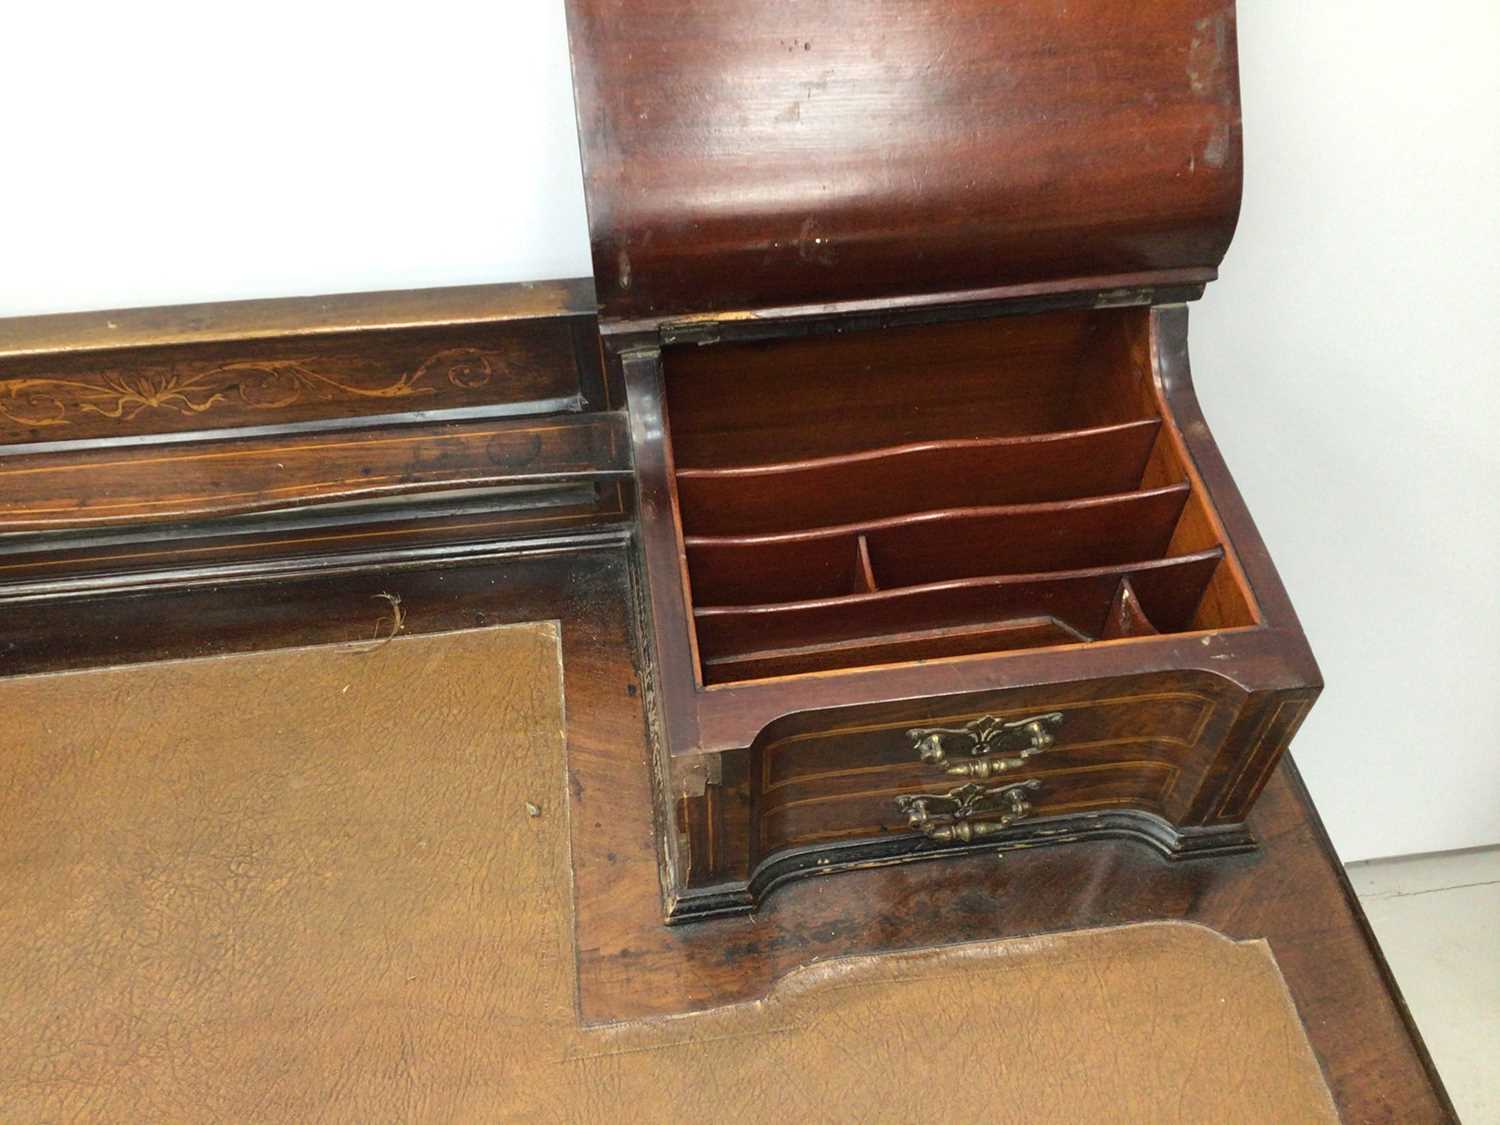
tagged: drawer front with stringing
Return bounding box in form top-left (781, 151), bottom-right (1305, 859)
top-left (751, 676), bottom-right (1240, 864)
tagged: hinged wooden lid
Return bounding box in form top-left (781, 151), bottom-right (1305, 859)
top-left (566, 0), bottom-right (1242, 325)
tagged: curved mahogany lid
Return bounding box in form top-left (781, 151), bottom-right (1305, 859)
top-left (566, 0), bottom-right (1242, 324)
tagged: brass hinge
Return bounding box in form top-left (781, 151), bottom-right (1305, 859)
top-left (659, 320), bottom-right (723, 347)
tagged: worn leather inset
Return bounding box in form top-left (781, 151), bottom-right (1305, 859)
top-left (0, 624), bottom-right (1336, 1122)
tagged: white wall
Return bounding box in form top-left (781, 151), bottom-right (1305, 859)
top-left (3, 3), bottom-right (1496, 860)
top-left (0, 2), bottom-right (593, 316)
top-left (1192, 2), bottom-right (1500, 860)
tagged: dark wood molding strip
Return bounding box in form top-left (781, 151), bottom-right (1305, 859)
top-left (0, 486), bottom-right (626, 597)
top-left (0, 412), bottom-right (630, 533)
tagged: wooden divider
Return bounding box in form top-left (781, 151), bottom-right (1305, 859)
top-left (676, 420), bottom-right (1162, 536)
top-left (694, 551), bottom-right (1223, 683)
top-left (685, 484), bottom-right (1191, 606)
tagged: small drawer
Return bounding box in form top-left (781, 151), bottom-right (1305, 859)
top-left (752, 680), bottom-right (1233, 861)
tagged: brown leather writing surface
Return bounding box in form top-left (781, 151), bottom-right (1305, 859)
top-left (0, 623), bottom-right (1333, 1121)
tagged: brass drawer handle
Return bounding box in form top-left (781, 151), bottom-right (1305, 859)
top-left (896, 779), bottom-right (1041, 844)
top-left (906, 712), bottom-right (1063, 779)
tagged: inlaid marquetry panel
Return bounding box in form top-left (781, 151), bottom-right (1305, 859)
top-left (0, 322), bottom-right (591, 443)
top-left (0, 280), bottom-right (618, 593)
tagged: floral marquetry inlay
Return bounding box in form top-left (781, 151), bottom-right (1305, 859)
top-left (0, 347), bottom-right (503, 430)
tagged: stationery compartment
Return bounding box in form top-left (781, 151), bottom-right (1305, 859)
top-left (694, 554), bottom-right (1222, 682)
top-left (675, 421), bottom-right (1163, 536)
top-left (576, 0), bottom-right (1321, 920)
top-left (661, 307), bottom-right (1258, 685)
top-left (685, 484), bottom-right (1192, 604)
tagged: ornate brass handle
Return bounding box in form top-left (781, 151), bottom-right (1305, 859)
top-left (895, 779), bottom-right (1041, 844)
top-left (906, 712), bottom-right (1063, 779)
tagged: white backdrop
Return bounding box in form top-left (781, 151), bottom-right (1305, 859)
top-left (3, 3), bottom-right (1496, 861)
top-left (0, 3), bottom-right (592, 316)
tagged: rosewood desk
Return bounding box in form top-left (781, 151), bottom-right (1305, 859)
top-left (0, 283), bottom-right (1455, 1122)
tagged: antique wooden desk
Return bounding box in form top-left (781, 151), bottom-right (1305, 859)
top-left (0, 0), bottom-right (1458, 1117)
top-left (0, 282), bottom-right (1456, 1121)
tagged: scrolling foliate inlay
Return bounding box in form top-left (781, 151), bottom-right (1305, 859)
top-left (0, 347), bottom-right (502, 430)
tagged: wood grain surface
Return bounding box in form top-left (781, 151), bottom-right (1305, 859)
top-left (568, 0), bottom-right (1242, 319)
top-left (0, 280), bottom-right (602, 445)
top-left (0, 413), bottom-right (630, 532)
top-left (0, 278), bottom-right (596, 359)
